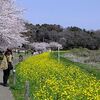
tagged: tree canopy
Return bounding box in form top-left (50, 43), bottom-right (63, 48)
top-left (0, 0), bottom-right (27, 50)
top-left (23, 23), bottom-right (100, 50)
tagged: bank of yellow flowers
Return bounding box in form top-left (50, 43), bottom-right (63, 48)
top-left (16, 52), bottom-right (100, 100)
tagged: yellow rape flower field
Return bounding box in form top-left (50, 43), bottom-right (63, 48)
top-left (14, 52), bottom-right (100, 100)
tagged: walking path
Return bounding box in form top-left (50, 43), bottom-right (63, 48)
top-left (0, 70), bottom-right (14, 100)
top-left (0, 53), bottom-right (18, 100)
top-left (0, 53), bottom-right (32, 100)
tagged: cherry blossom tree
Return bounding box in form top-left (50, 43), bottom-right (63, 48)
top-left (30, 42), bottom-right (50, 52)
top-left (0, 0), bottom-right (27, 50)
top-left (30, 42), bottom-right (62, 52)
top-left (49, 42), bottom-right (63, 50)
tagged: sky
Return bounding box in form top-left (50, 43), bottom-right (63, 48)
top-left (16, 0), bottom-right (100, 30)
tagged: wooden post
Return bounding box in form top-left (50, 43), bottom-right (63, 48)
top-left (25, 81), bottom-right (30, 100)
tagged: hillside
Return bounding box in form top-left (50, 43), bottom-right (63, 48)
top-left (22, 23), bottom-right (100, 50)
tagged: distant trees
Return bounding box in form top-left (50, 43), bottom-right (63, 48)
top-left (59, 27), bottom-right (100, 49)
top-left (23, 23), bottom-right (100, 50)
top-left (24, 23), bottom-right (63, 43)
top-left (0, 0), bottom-right (27, 50)
top-left (49, 42), bottom-right (62, 50)
top-left (30, 42), bottom-right (62, 52)
top-left (30, 42), bottom-right (50, 52)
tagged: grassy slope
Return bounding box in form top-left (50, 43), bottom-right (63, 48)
top-left (10, 51), bottom-right (100, 100)
top-left (50, 51), bottom-right (100, 80)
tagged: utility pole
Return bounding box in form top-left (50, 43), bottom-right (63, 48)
top-left (58, 46), bottom-right (60, 63)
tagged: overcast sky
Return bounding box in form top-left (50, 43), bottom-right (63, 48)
top-left (16, 0), bottom-right (100, 30)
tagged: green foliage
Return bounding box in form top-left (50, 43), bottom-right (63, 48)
top-left (22, 23), bottom-right (100, 50)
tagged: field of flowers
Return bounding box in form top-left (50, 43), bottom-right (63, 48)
top-left (14, 52), bottom-right (100, 100)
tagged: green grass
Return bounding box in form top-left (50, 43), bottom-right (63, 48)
top-left (9, 70), bottom-right (25, 100)
top-left (50, 51), bottom-right (100, 80)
